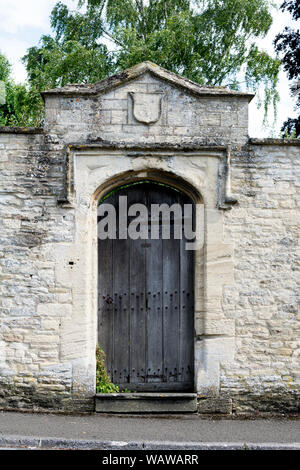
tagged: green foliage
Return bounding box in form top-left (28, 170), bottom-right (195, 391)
top-left (280, 117), bottom-right (300, 139)
top-left (3, 0), bottom-right (282, 126)
top-left (23, 1), bottom-right (114, 89)
top-left (274, 0), bottom-right (300, 138)
top-left (0, 82), bottom-right (5, 106)
top-left (96, 344), bottom-right (120, 393)
top-left (24, 38), bottom-right (113, 89)
top-left (0, 52), bottom-right (43, 127)
top-left (0, 54), bottom-right (11, 82)
top-left (19, 4), bottom-right (106, 123)
top-left (20, 2), bottom-right (115, 125)
top-left (246, 45), bottom-right (280, 122)
top-left (78, 0), bottom-right (280, 98)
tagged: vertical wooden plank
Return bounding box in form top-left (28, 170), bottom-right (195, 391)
top-left (98, 192), bottom-right (115, 380)
top-left (146, 184), bottom-right (164, 384)
top-left (162, 188), bottom-right (180, 385)
top-left (179, 197), bottom-right (195, 388)
top-left (98, 237), bottom-right (114, 379)
top-left (129, 186), bottom-right (146, 386)
top-left (112, 188), bottom-right (131, 386)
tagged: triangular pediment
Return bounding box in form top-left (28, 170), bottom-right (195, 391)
top-left (41, 61), bottom-right (254, 102)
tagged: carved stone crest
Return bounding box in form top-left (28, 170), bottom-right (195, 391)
top-left (129, 92), bottom-right (164, 124)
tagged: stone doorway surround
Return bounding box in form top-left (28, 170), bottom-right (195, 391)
top-left (57, 145), bottom-right (236, 403)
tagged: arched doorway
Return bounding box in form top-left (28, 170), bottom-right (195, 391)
top-left (98, 180), bottom-right (195, 392)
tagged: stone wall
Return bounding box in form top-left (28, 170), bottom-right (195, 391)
top-left (0, 64), bottom-right (299, 414)
top-left (0, 129), bottom-right (87, 411)
top-left (221, 141), bottom-right (300, 413)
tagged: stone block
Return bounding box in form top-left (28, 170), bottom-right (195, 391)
top-left (197, 397), bottom-right (232, 414)
top-left (96, 393), bottom-right (197, 414)
top-left (37, 303), bottom-right (72, 317)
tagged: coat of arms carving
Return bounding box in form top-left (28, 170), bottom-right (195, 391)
top-left (129, 92), bottom-right (164, 124)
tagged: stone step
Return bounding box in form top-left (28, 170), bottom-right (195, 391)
top-left (95, 393), bottom-right (197, 414)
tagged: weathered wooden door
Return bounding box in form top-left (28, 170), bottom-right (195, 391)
top-left (98, 182), bottom-right (194, 391)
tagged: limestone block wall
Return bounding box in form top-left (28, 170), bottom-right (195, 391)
top-left (0, 128), bottom-right (298, 414)
top-left (0, 129), bottom-right (85, 410)
top-left (222, 142), bottom-right (300, 412)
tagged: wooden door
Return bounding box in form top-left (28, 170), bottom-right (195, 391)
top-left (98, 182), bottom-right (194, 392)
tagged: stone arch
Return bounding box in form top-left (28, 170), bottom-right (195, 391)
top-left (92, 168), bottom-right (203, 207)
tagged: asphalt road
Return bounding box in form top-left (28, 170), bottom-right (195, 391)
top-left (0, 411), bottom-right (299, 449)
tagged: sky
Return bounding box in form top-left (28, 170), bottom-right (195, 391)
top-left (0, 0), bottom-right (298, 137)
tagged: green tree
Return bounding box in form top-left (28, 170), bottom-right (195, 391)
top-left (0, 52), bottom-right (43, 127)
top-left (80, 0), bottom-right (281, 105)
top-left (23, 2), bottom-right (114, 90)
top-left (274, 0), bottom-right (300, 138)
top-left (21, 0), bottom-right (281, 126)
top-left (0, 53), bottom-right (11, 83)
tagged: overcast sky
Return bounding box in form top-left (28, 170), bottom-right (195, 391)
top-left (0, 0), bottom-right (298, 137)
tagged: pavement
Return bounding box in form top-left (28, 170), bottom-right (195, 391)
top-left (0, 411), bottom-right (299, 450)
